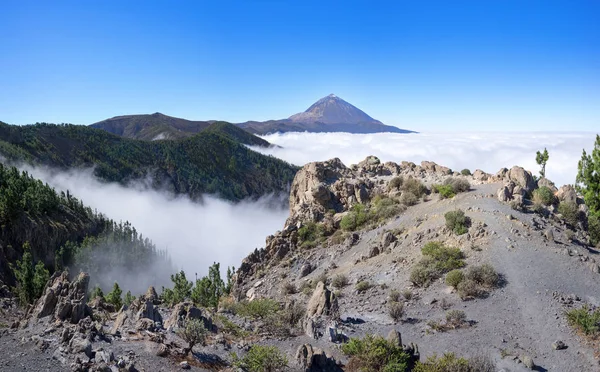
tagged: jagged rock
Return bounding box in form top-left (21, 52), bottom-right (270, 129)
top-left (381, 231), bottom-right (397, 249)
top-left (156, 344), bottom-right (168, 357)
top-left (538, 177), bottom-right (558, 192)
top-left (473, 169), bottom-right (489, 181)
top-left (295, 344), bottom-right (339, 372)
top-left (164, 302), bottom-right (212, 331)
top-left (368, 245), bottom-right (380, 258)
top-left (557, 185), bottom-right (578, 204)
top-left (386, 329), bottom-right (402, 347)
top-left (32, 271), bottom-right (91, 324)
top-left (552, 340), bottom-right (567, 350)
top-left (305, 317), bottom-right (317, 339)
top-left (69, 335), bottom-right (92, 358)
top-left (300, 263), bottom-right (314, 278)
top-left (96, 350), bottom-right (114, 363)
top-left (506, 166), bottom-right (536, 193)
top-left (142, 286), bottom-right (159, 304)
top-left (137, 300), bottom-right (162, 324)
top-left (306, 282), bottom-right (338, 318)
top-left (111, 309), bottom-right (129, 335)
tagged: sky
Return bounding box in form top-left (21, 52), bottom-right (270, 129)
top-left (1, 1), bottom-right (599, 131)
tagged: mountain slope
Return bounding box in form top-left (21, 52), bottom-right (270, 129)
top-left (90, 112), bottom-right (213, 141)
top-left (0, 121), bottom-right (298, 201)
top-left (237, 94), bottom-right (415, 135)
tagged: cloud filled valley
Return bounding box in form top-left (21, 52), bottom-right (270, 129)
top-left (254, 131), bottom-right (597, 188)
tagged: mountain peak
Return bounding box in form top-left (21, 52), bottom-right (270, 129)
top-left (289, 94), bottom-right (380, 125)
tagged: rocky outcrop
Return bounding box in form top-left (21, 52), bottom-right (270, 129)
top-left (295, 344), bottom-right (341, 371)
top-left (496, 166), bottom-right (537, 207)
top-left (306, 282), bottom-right (338, 318)
top-left (32, 271), bottom-right (92, 324)
top-left (164, 302), bottom-right (212, 331)
top-left (557, 185), bottom-right (578, 204)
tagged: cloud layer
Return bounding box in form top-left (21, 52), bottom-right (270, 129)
top-left (253, 132), bottom-right (597, 187)
top-left (23, 166), bottom-right (288, 287)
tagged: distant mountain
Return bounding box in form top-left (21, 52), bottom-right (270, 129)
top-left (237, 94), bottom-right (415, 135)
top-left (90, 112), bottom-right (215, 141)
top-left (0, 121), bottom-right (298, 201)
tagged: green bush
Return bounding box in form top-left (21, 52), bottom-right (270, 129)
top-left (588, 214), bottom-right (600, 247)
top-left (457, 279), bottom-right (481, 300)
top-left (389, 289), bottom-right (400, 302)
top-left (410, 243), bottom-right (465, 287)
top-left (161, 270), bottom-right (193, 306)
top-left (443, 177), bottom-right (470, 193)
top-left (341, 334), bottom-right (410, 372)
top-left (465, 264), bottom-right (499, 288)
top-left (434, 184), bottom-right (455, 199)
top-left (399, 192), bottom-right (418, 206)
top-left (356, 281), bottom-right (372, 293)
top-left (105, 282), bottom-right (123, 310)
top-left (232, 345), bottom-right (288, 372)
top-left (401, 178), bottom-right (427, 198)
top-left (124, 291), bottom-right (136, 306)
top-left (461, 169), bottom-right (472, 176)
top-left (332, 274), bottom-right (349, 289)
top-left (445, 269), bottom-right (464, 288)
top-left (533, 186), bottom-right (556, 206)
top-left (566, 306), bottom-right (600, 336)
top-left (235, 298), bottom-right (281, 319)
top-left (388, 176), bottom-right (404, 190)
top-left (444, 210), bottom-right (471, 235)
top-left (178, 318), bottom-right (207, 355)
top-left (445, 309), bottom-right (467, 327)
top-left (340, 204), bottom-right (371, 231)
top-left (413, 353), bottom-right (471, 372)
top-left (558, 201), bottom-right (580, 226)
top-left (298, 221), bottom-right (327, 247)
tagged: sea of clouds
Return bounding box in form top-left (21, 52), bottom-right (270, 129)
top-left (253, 132), bottom-right (597, 188)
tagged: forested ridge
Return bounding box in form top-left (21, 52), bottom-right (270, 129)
top-left (0, 163), bottom-right (172, 291)
top-left (0, 121), bottom-right (298, 201)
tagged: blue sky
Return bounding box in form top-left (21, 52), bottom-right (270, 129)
top-left (1, 0), bottom-right (598, 131)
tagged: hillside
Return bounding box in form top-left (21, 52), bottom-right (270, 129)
top-left (89, 112), bottom-right (214, 141)
top-left (2, 157), bottom-right (599, 371)
top-left (0, 121), bottom-right (298, 201)
top-left (0, 164), bottom-right (172, 291)
top-left (238, 94), bottom-right (415, 135)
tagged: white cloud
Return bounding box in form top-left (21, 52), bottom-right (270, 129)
top-left (22, 166), bottom-right (288, 286)
top-left (253, 132), bottom-right (598, 187)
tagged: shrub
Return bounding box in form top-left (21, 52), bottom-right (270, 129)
top-left (389, 289), bottom-right (400, 302)
top-left (401, 177), bottom-right (427, 198)
top-left (105, 282), bottom-right (123, 310)
top-left (444, 177), bottom-right (470, 193)
top-left (330, 229), bottom-right (346, 245)
top-left (410, 242), bottom-right (465, 287)
top-left (235, 298), bottom-right (280, 319)
top-left (341, 334), bottom-right (410, 372)
top-left (281, 281), bottom-right (296, 295)
top-left (465, 264), bottom-right (499, 288)
top-left (533, 186), bottom-right (556, 206)
top-left (356, 281), bottom-right (372, 293)
top-left (558, 201), bottom-right (580, 226)
top-left (457, 279), bottom-right (481, 300)
top-left (340, 204), bottom-right (370, 231)
top-left (413, 353), bottom-right (471, 372)
top-left (332, 274), bottom-right (349, 289)
top-left (445, 309), bottom-right (467, 328)
top-left (388, 301), bottom-right (404, 322)
top-left (588, 214), bottom-right (600, 247)
top-left (434, 184), bottom-right (455, 199)
top-left (461, 169), bottom-right (472, 176)
top-left (445, 269), bottom-right (464, 288)
top-left (178, 318), bottom-right (207, 355)
top-left (232, 345), bottom-right (288, 372)
top-left (402, 289), bottom-right (413, 300)
top-left (399, 191), bottom-right (418, 206)
top-left (388, 176), bottom-right (404, 190)
top-left (298, 221), bottom-right (326, 246)
top-left (566, 306), bottom-right (600, 336)
top-left (161, 270), bottom-right (193, 306)
top-left (444, 209), bottom-right (471, 235)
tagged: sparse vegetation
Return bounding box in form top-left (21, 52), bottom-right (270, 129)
top-left (356, 280), bottom-right (372, 293)
top-left (433, 184), bottom-right (456, 199)
top-left (399, 192), bottom-right (418, 206)
top-left (231, 345), bottom-right (288, 372)
top-left (177, 318), bottom-right (207, 356)
top-left (402, 289), bottom-right (413, 300)
top-left (414, 352), bottom-right (494, 372)
top-left (388, 301), bottom-right (404, 322)
top-left (457, 279), bottom-right (482, 300)
top-left (410, 242), bottom-right (465, 287)
top-left (389, 289), bottom-right (400, 302)
top-left (401, 177), bottom-right (428, 199)
top-left (281, 281), bottom-right (296, 295)
top-left (340, 197), bottom-right (407, 231)
top-left (234, 298), bottom-right (280, 319)
top-left (465, 264), bottom-right (499, 288)
top-left (461, 169), bottom-right (472, 176)
top-left (388, 176), bottom-right (404, 190)
top-left (341, 334), bottom-right (410, 372)
top-left (191, 262), bottom-right (225, 309)
top-left (533, 186), bottom-right (556, 206)
top-left (445, 269), bottom-right (464, 288)
top-left (298, 221), bottom-right (328, 248)
top-left (566, 306), bottom-right (600, 336)
top-left (445, 309), bottom-right (467, 327)
top-left (332, 273), bottom-right (349, 289)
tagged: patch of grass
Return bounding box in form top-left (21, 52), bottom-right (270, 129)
top-left (356, 280), bottom-right (372, 293)
top-left (331, 273), bottom-right (349, 289)
top-left (444, 209), bottom-right (471, 235)
top-left (330, 229), bottom-right (346, 245)
top-left (234, 298), bottom-right (280, 319)
top-left (566, 306), bottom-right (600, 336)
top-left (445, 269), bottom-right (464, 288)
top-left (410, 242), bottom-right (465, 287)
top-left (231, 345), bottom-right (288, 372)
top-left (341, 334), bottom-right (410, 372)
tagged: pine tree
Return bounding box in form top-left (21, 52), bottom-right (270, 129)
top-left (106, 282), bottom-right (123, 309)
top-left (536, 148), bottom-right (549, 178)
top-left (11, 242), bottom-right (36, 305)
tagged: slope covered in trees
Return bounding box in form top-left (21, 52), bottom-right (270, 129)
top-left (0, 121), bottom-right (298, 201)
top-left (0, 164), bottom-right (172, 295)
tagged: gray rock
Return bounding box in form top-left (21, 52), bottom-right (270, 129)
top-left (520, 354), bottom-right (535, 369)
top-left (552, 340), bottom-right (567, 350)
top-left (386, 329), bottom-right (402, 347)
top-left (180, 361), bottom-right (191, 369)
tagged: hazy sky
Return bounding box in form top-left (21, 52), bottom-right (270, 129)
top-left (1, 1), bottom-right (599, 131)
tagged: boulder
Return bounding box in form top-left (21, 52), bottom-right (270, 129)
top-left (136, 300), bottom-right (162, 324)
top-left (538, 177), bottom-right (558, 192)
top-left (507, 166), bottom-right (536, 193)
top-left (164, 302), bottom-right (212, 331)
top-left (557, 185), bottom-right (578, 204)
top-left (32, 271), bottom-right (91, 324)
top-left (552, 340), bottom-right (567, 350)
top-left (306, 282), bottom-right (338, 318)
top-left (472, 169), bottom-right (489, 181)
top-left (381, 231), bottom-right (397, 249)
top-left (295, 344), bottom-right (339, 372)
top-left (386, 329), bottom-right (402, 347)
